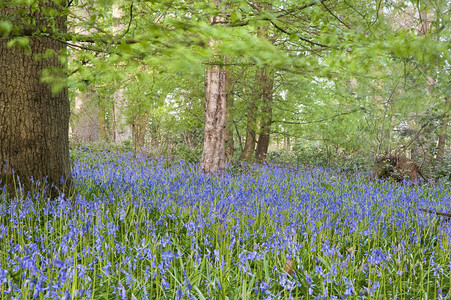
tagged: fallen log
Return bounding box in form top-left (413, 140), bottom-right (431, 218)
top-left (419, 208), bottom-right (451, 219)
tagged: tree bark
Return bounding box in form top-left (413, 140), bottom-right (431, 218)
top-left (225, 68), bottom-right (234, 162)
top-left (0, 2), bottom-right (72, 194)
top-left (437, 96), bottom-right (450, 162)
top-left (112, 3), bottom-right (132, 144)
top-left (239, 70), bottom-right (260, 162)
top-left (72, 88), bottom-right (99, 143)
top-left (98, 98), bottom-right (112, 142)
top-left (255, 67), bottom-right (274, 163)
top-left (132, 114), bottom-right (148, 152)
top-left (200, 64), bottom-right (227, 173)
top-left (200, 0), bottom-right (228, 173)
top-left (113, 88), bottom-right (132, 143)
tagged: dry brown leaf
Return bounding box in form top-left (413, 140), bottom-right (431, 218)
top-left (285, 259), bottom-right (295, 276)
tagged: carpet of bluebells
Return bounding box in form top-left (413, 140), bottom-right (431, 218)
top-left (0, 150), bottom-right (450, 299)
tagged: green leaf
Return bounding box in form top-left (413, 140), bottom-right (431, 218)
top-left (230, 10), bottom-right (242, 23)
top-left (7, 37), bottom-right (31, 54)
top-left (0, 21), bottom-right (12, 37)
top-left (136, 72), bottom-right (148, 82)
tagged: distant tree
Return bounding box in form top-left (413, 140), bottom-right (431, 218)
top-left (112, 3), bottom-right (132, 144)
top-left (71, 0), bottom-right (99, 144)
top-left (224, 67), bottom-right (234, 162)
top-left (255, 67), bottom-right (274, 163)
top-left (239, 68), bottom-right (260, 162)
top-left (437, 97), bottom-right (450, 163)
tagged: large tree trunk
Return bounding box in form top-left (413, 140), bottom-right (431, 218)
top-left (200, 64), bottom-right (227, 173)
top-left (0, 2), bottom-right (72, 194)
top-left (437, 96), bottom-right (450, 162)
top-left (255, 68), bottom-right (274, 163)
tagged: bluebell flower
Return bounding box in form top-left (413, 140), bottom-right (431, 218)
top-left (213, 249), bottom-right (220, 263)
top-left (368, 248), bottom-right (388, 267)
top-left (259, 280), bottom-right (270, 294)
top-left (184, 278), bottom-right (192, 291)
top-left (62, 290), bottom-right (72, 300)
top-left (175, 288), bottom-right (184, 300)
top-left (117, 280), bottom-right (127, 299)
top-left (0, 267), bottom-right (8, 284)
top-left (342, 276), bottom-right (355, 296)
top-left (161, 250), bottom-right (175, 262)
top-left (314, 293), bottom-right (327, 300)
top-left (321, 240), bottom-right (335, 257)
top-left (315, 265), bottom-right (323, 276)
top-left (305, 274), bottom-right (315, 295)
top-left (102, 262), bottom-right (111, 276)
top-left (370, 280), bottom-right (380, 296)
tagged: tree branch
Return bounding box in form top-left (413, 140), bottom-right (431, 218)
top-left (123, 1), bottom-right (134, 37)
top-left (273, 108), bottom-right (359, 125)
top-left (269, 19), bottom-right (329, 48)
top-left (274, 0), bottom-right (326, 18)
top-left (203, 62), bottom-right (254, 66)
top-left (321, 1), bottom-right (350, 29)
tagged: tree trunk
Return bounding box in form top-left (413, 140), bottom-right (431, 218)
top-left (98, 98), bottom-right (112, 142)
top-left (239, 70), bottom-right (260, 162)
top-left (132, 114), bottom-right (148, 152)
top-left (70, 0), bottom-right (99, 144)
top-left (225, 68), bottom-right (234, 162)
top-left (200, 64), bottom-right (227, 173)
top-left (200, 0), bottom-right (228, 173)
top-left (284, 135), bottom-right (291, 151)
top-left (72, 88), bottom-right (99, 143)
top-left (113, 89), bottom-right (132, 143)
top-left (149, 121), bottom-right (160, 150)
top-left (437, 96), bottom-right (450, 162)
top-left (112, 3), bottom-right (132, 144)
top-left (255, 68), bottom-right (274, 163)
top-left (224, 96), bottom-right (234, 162)
top-left (0, 2), bottom-right (72, 194)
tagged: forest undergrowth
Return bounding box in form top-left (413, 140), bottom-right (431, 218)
top-left (0, 149), bottom-right (450, 299)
